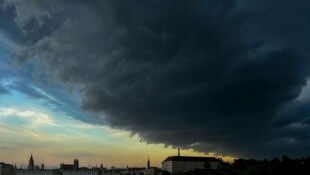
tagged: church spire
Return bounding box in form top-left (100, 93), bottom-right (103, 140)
top-left (147, 156), bottom-right (150, 169)
top-left (27, 154), bottom-right (34, 170)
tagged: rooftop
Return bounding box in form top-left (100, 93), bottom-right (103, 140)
top-left (163, 156), bottom-right (221, 162)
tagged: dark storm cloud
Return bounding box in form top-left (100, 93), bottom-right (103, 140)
top-left (238, 0), bottom-right (310, 54)
top-left (2, 0), bottom-right (310, 158)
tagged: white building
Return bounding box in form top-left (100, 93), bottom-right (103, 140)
top-left (15, 170), bottom-right (54, 175)
top-left (62, 170), bottom-right (98, 175)
top-left (162, 156), bottom-right (221, 174)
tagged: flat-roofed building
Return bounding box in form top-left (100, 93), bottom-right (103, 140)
top-left (15, 170), bottom-right (55, 175)
top-left (62, 170), bottom-right (98, 175)
top-left (162, 156), bottom-right (222, 174)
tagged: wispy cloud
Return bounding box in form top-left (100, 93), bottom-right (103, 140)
top-left (0, 107), bottom-right (55, 127)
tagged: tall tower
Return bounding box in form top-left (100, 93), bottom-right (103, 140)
top-left (147, 157), bottom-right (150, 169)
top-left (73, 159), bottom-right (79, 170)
top-left (27, 154), bottom-right (34, 170)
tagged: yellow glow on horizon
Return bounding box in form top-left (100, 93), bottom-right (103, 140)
top-left (0, 107), bottom-right (235, 168)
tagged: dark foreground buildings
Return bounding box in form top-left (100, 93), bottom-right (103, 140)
top-left (0, 162), bottom-right (15, 175)
top-left (14, 155), bottom-right (106, 175)
top-left (2, 154), bottom-right (310, 175)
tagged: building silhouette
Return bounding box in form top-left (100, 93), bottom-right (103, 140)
top-left (145, 157), bottom-right (163, 175)
top-left (60, 159), bottom-right (79, 171)
top-left (73, 159), bottom-right (79, 170)
top-left (162, 156), bottom-right (222, 174)
top-left (162, 149), bottom-right (222, 174)
top-left (0, 162), bottom-right (15, 175)
top-left (27, 154), bottom-right (34, 170)
top-left (11, 155), bottom-right (104, 175)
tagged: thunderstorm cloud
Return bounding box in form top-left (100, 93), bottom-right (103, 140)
top-left (1, 0), bottom-right (310, 158)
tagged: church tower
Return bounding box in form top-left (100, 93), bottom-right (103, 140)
top-left (73, 159), bottom-right (79, 170)
top-left (147, 157), bottom-right (150, 169)
top-left (27, 154), bottom-right (34, 170)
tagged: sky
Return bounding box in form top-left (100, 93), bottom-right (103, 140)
top-left (0, 0), bottom-right (310, 168)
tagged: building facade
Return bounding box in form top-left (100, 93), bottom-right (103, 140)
top-left (62, 170), bottom-right (98, 175)
top-left (15, 170), bottom-right (55, 175)
top-left (162, 156), bottom-right (221, 174)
